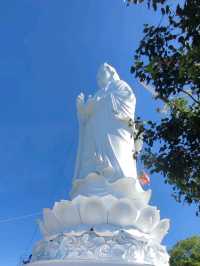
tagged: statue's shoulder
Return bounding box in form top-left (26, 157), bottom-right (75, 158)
top-left (115, 79), bottom-right (133, 93)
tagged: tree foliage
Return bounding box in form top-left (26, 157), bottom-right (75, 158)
top-left (170, 236), bottom-right (200, 266)
top-left (126, 0), bottom-right (167, 10)
top-left (127, 0), bottom-right (200, 214)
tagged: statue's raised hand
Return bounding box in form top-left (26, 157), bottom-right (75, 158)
top-left (76, 92), bottom-right (86, 121)
top-left (77, 92), bottom-right (85, 111)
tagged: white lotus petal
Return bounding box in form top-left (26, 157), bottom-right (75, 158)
top-left (37, 219), bottom-right (49, 237)
top-left (71, 173), bottom-right (108, 198)
top-left (138, 190), bottom-right (152, 205)
top-left (43, 208), bottom-right (63, 235)
top-left (111, 178), bottom-right (142, 198)
top-left (108, 199), bottom-right (138, 226)
top-left (137, 206), bottom-right (160, 233)
top-left (131, 199), bottom-right (146, 210)
top-left (72, 195), bottom-right (91, 212)
top-left (80, 197), bottom-right (107, 225)
top-left (151, 219), bottom-right (170, 243)
top-left (71, 174), bottom-right (152, 201)
top-left (101, 195), bottom-right (118, 209)
top-left (52, 201), bottom-right (81, 228)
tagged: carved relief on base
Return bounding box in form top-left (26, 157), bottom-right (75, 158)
top-left (31, 230), bottom-right (169, 266)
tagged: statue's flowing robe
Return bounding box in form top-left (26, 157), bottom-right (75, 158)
top-left (74, 80), bottom-right (137, 183)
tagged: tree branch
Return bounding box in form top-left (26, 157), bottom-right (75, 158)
top-left (180, 89), bottom-right (200, 105)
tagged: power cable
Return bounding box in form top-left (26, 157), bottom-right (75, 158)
top-left (0, 212), bottom-right (41, 224)
top-left (17, 224), bottom-right (39, 266)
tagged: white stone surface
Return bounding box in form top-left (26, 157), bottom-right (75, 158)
top-left (31, 63), bottom-right (170, 266)
top-left (74, 63), bottom-right (141, 186)
top-left (29, 260), bottom-right (153, 266)
top-left (70, 173), bottom-right (151, 201)
top-left (79, 197), bottom-right (108, 225)
top-left (38, 195), bottom-right (169, 242)
top-left (108, 199), bottom-right (138, 226)
top-left (30, 231), bottom-right (169, 266)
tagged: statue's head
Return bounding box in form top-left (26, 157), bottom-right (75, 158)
top-left (97, 63), bottom-right (120, 89)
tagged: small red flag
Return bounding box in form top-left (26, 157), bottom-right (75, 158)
top-left (139, 171), bottom-right (150, 185)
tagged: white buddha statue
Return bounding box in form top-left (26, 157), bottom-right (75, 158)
top-left (31, 64), bottom-right (170, 266)
top-left (74, 63), bottom-right (141, 186)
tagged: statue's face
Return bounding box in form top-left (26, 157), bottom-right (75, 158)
top-left (97, 64), bottom-right (112, 89)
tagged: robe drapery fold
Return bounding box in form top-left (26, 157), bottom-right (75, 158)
top-left (74, 79), bottom-right (137, 183)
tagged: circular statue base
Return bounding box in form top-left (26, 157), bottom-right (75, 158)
top-left (29, 230), bottom-right (169, 266)
top-left (29, 260), bottom-right (153, 266)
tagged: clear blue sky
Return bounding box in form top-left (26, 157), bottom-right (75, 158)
top-left (0, 1), bottom-right (199, 265)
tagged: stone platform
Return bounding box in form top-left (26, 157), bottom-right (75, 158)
top-left (29, 231), bottom-right (168, 266)
top-left (29, 260), bottom-right (153, 266)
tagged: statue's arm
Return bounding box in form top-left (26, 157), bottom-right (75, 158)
top-left (74, 93), bottom-right (95, 181)
top-left (111, 80), bottom-right (136, 122)
top-left (74, 93), bottom-right (86, 181)
top-left (76, 93), bottom-right (86, 122)
top-left (76, 93), bottom-right (95, 123)
top-left (133, 128), bottom-right (144, 158)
